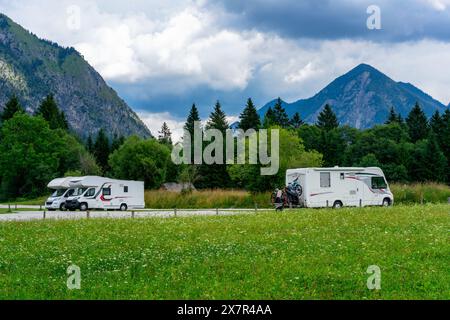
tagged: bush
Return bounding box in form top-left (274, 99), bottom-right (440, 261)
top-left (109, 136), bottom-right (171, 189)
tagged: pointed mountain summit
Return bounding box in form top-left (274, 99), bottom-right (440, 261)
top-left (0, 13), bottom-right (151, 138)
top-left (259, 63), bottom-right (447, 129)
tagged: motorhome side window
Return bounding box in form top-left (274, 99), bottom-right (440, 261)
top-left (85, 188), bottom-right (95, 197)
top-left (320, 172), bottom-right (331, 188)
top-left (124, 186), bottom-right (129, 193)
top-left (372, 177), bottom-right (387, 189)
top-left (103, 188), bottom-right (112, 196)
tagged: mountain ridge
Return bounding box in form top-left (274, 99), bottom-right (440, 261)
top-left (258, 63), bottom-right (447, 128)
top-left (0, 13), bottom-right (151, 139)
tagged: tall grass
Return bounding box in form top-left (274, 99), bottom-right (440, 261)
top-left (390, 183), bottom-right (450, 204)
top-left (145, 183), bottom-right (450, 209)
top-left (145, 189), bottom-right (270, 209)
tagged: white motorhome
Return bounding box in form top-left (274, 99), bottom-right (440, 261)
top-left (45, 177), bottom-right (85, 211)
top-left (64, 176), bottom-right (145, 211)
top-left (286, 167), bottom-right (394, 208)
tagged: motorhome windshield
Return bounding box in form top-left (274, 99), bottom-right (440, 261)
top-left (51, 189), bottom-right (67, 197)
top-left (372, 177), bottom-right (388, 189)
top-left (84, 188), bottom-right (96, 197)
top-left (66, 189), bottom-right (76, 197)
top-left (75, 188), bottom-right (87, 196)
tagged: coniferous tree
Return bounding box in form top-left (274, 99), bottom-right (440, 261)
top-left (410, 131), bottom-right (447, 182)
top-left (158, 122), bottom-right (173, 146)
top-left (1, 95), bottom-right (24, 122)
top-left (111, 134), bottom-right (125, 152)
top-left (198, 101), bottom-right (230, 189)
top-left (272, 98), bottom-right (290, 128)
top-left (36, 94), bottom-right (68, 130)
top-left (430, 111), bottom-right (444, 137)
top-left (386, 107), bottom-right (399, 124)
top-left (183, 104), bottom-right (202, 173)
top-left (206, 101), bottom-right (229, 133)
top-left (59, 110), bottom-right (69, 130)
top-left (93, 128), bottom-right (110, 173)
top-left (290, 112), bottom-right (304, 129)
top-left (238, 98), bottom-right (261, 131)
top-left (440, 109), bottom-right (450, 182)
top-left (184, 104), bottom-right (201, 136)
top-left (86, 135), bottom-right (94, 154)
top-left (263, 107), bottom-right (276, 128)
top-left (317, 104), bottom-right (339, 131)
top-left (406, 102), bottom-right (429, 143)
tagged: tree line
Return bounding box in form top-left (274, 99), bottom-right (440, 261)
top-left (0, 93), bottom-right (448, 200)
top-left (266, 101), bottom-right (450, 184)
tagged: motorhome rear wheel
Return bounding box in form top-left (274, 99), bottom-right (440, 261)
top-left (333, 201), bottom-right (343, 209)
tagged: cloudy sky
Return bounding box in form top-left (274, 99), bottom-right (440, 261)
top-left (1, 0), bottom-right (450, 140)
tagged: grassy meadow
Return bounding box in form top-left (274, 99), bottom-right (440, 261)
top-left (0, 204), bottom-right (448, 300)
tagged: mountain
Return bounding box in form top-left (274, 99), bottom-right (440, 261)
top-left (0, 14), bottom-right (151, 139)
top-left (259, 64), bottom-right (448, 129)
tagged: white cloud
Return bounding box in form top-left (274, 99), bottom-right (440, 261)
top-left (284, 62), bottom-right (317, 84)
top-left (138, 111), bottom-right (240, 143)
top-left (2, 0), bottom-right (450, 108)
top-left (137, 111), bottom-right (186, 143)
top-left (424, 0), bottom-right (450, 10)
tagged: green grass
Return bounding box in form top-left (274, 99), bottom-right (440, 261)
top-left (145, 189), bottom-right (269, 209)
top-left (390, 183), bottom-right (450, 204)
top-left (0, 204), bottom-right (448, 300)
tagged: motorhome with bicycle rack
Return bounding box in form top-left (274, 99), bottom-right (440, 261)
top-left (64, 176), bottom-right (145, 211)
top-left (285, 167), bottom-right (394, 209)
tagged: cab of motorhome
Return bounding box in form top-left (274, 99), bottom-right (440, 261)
top-left (45, 177), bottom-right (82, 211)
top-left (286, 167), bottom-right (394, 208)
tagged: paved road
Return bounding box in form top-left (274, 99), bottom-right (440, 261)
top-left (0, 204), bottom-right (41, 209)
top-left (0, 209), bottom-right (259, 222)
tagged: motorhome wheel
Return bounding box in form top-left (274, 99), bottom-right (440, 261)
top-left (333, 201), bottom-right (343, 209)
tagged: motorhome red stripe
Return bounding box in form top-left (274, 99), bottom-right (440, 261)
top-left (310, 192), bottom-right (334, 197)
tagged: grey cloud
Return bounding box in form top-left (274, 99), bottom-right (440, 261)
top-left (204, 0), bottom-right (450, 42)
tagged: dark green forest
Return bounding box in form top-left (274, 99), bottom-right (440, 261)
top-left (0, 94), bottom-right (448, 200)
